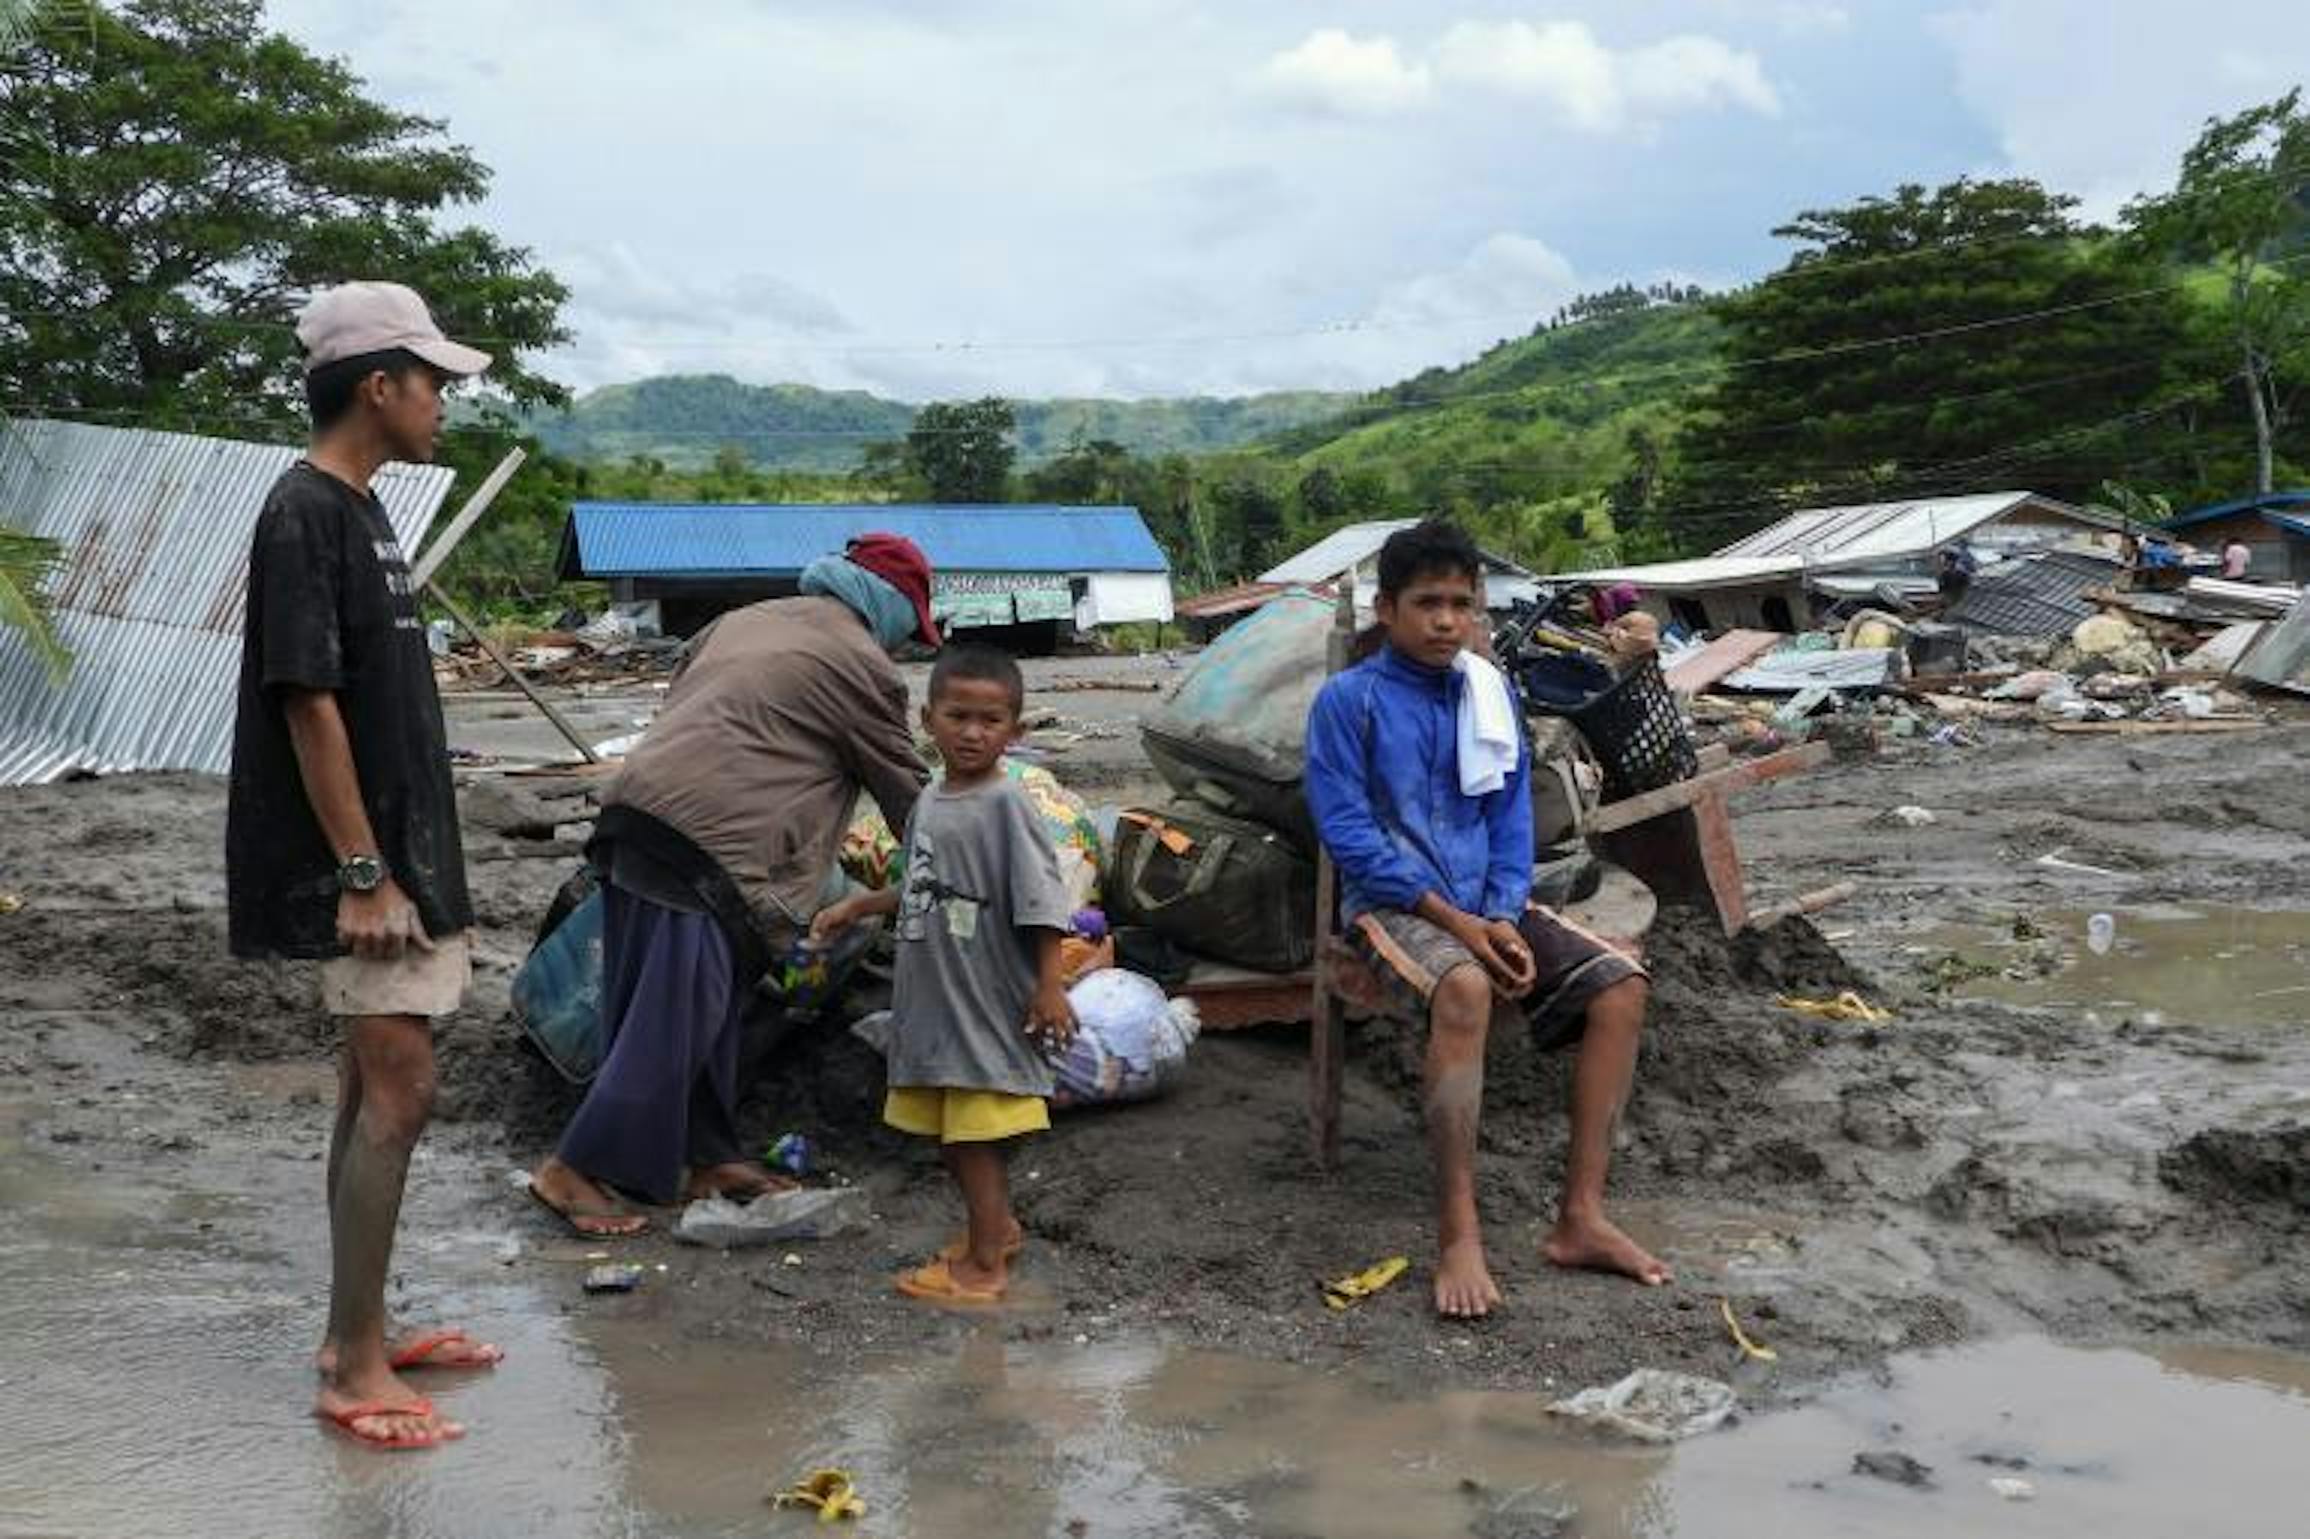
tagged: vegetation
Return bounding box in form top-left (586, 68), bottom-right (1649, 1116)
top-left (510, 373), bottom-right (1351, 473)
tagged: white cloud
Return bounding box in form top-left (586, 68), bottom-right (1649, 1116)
top-left (1257, 28), bottom-right (1432, 118)
top-left (1370, 232), bottom-right (1582, 330)
top-left (1433, 20), bottom-right (1781, 132)
top-left (1931, 1), bottom-right (2310, 221)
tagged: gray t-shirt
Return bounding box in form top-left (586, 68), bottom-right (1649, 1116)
top-left (886, 779), bottom-right (1075, 1097)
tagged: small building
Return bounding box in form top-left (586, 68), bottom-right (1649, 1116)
top-left (2162, 491), bottom-right (2310, 584)
top-left (559, 502), bottom-right (1173, 648)
top-left (1258, 519), bottom-right (1541, 626)
top-left (1578, 491), bottom-right (2122, 634)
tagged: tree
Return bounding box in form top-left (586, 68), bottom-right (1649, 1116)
top-left (1023, 433), bottom-right (1131, 503)
top-left (1, 0), bottom-right (72, 674)
top-left (905, 397), bottom-right (1015, 503)
top-left (2126, 91), bottom-right (2310, 495)
top-left (0, 0), bottom-right (569, 430)
top-left (1671, 177), bottom-right (2205, 546)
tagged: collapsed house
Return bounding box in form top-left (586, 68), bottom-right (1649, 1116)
top-left (1174, 519), bottom-right (1543, 641)
top-left (2160, 490), bottom-right (2310, 584)
top-left (1580, 491), bottom-right (2125, 634)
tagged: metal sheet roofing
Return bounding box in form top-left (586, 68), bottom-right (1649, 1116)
top-left (563, 502), bottom-right (1168, 578)
top-left (1572, 555), bottom-right (1806, 592)
top-left (1259, 519), bottom-right (1422, 584)
top-left (1712, 491), bottom-right (2094, 566)
top-left (0, 420), bottom-right (453, 785)
top-left (1258, 519), bottom-right (1538, 587)
top-left (1944, 550), bottom-right (2124, 638)
top-left (2236, 589), bottom-right (2310, 696)
top-left (2163, 489), bottom-right (2310, 531)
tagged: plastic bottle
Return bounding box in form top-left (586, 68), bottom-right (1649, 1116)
top-left (2086, 913), bottom-right (2116, 956)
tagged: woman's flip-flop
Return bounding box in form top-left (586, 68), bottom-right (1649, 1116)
top-left (318, 1396), bottom-right (462, 1450)
top-left (895, 1257), bottom-right (1006, 1305)
top-left (390, 1328), bottom-right (505, 1372)
top-left (523, 1178), bottom-right (648, 1238)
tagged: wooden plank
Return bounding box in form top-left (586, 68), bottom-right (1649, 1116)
top-left (1309, 576), bottom-right (1357, 1170)
top-left (426, 582), bottom-right (603, 765)
top-left (1664, 629), bottom-right (1785, 696)
top-left (1744, 880), bottom-right (1859, 931)
top-left (1587, 741), bottom-right (1831, 835)
top-left (2044, 718), bottom-right (2263, 736)
top-left (410, 448), bottom-right (525, 588)
top-left (1691, 788), bottom-right (1750, 934)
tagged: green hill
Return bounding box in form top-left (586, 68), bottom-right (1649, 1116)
top-left (1215, 292), bottom-right (1726, 574)
top-left (513, 374), bottom-right (1352, 473)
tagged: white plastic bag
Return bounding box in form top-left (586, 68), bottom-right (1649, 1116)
top-left (1548, 1369), bottom-right (1738, 1443)
top-left (673, 1187), bottom-right (868, 1248)
top-left (1049, 968), bottom-right (1200, 1109)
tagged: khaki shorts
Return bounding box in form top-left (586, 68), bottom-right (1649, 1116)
top-left (1350, 906), bottom-right (1644, 1051)
top-left (320, 931), bottom-right (472, 1019)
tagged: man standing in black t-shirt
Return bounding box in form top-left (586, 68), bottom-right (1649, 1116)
top-left (227, 282), bottom-right (492, 1451)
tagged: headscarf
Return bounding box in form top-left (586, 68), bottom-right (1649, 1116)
top-left (799, 554), bottom-right (918, 653)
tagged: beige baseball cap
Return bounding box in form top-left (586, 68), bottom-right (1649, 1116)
top-left (295, 281), bottom-right (493, 377)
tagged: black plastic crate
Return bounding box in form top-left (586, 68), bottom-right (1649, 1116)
top-left (1526, 651), bottom-right (1697, 801)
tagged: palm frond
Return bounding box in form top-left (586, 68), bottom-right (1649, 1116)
top-left (0, 525), bottom-right (71, 681)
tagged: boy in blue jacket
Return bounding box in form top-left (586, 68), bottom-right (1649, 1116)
top-left (1305, 520), bottom-right (1669, 1319)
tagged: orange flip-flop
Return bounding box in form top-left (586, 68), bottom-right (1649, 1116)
top-left (390, 1329), bottom-right (504, 1372)
top-left (895, 1257), bottom-right (1006, 1305)
top-left (318, 1396), bottom-right (463, 1450)
top-left (934, 1231), bottom-right (1024, 1266)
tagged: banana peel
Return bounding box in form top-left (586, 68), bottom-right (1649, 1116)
top-left (1323, 1255), bottom-right (1409, 1311)
top-left (773, 1468), bottom-right (865, 1523)
top-left (1720, 1297), bottom-right (1779, 1363)
top-left (1775, 991), bottom-right (1891, 1024)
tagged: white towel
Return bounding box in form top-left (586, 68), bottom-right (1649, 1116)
top-left (1453, 651), bottom-right (1519, 797)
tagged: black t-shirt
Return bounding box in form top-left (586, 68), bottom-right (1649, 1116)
top-left (225, 463), bottom-right (471, 959)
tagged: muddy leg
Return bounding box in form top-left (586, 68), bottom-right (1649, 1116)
top-left (941, 1141), bottom-right (1017, 1295)
top-left (1543, 978), bottom-right (1672, 1287)
top-left (1427, 965), bottom-right (1502, 1319)
top-left (317, 1048), bottom-right (364, 1373)
top-left (314, 1014), bottom-right (459, 1443)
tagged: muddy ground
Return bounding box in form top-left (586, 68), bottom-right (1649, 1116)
top-left (3, 682), bottom-right (2306, 1407)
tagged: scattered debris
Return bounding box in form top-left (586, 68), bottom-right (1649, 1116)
top-left (1720, 1297), bottom-right (1779, 1362)
top-left (772, 1468), bottom-right (866, 1523)
top-left (1853, 1450), bottom-right (1935, 1488)
top-left (1322, 1255), bottom-right (1409, 1311)
top-left (1875, 805), bottom-right (1937, 828)
top-left (674, 1188), bottom-right (870, 1248)
top-left (582, 1263), bottom-right (645, 1294)
top-left (1988, 1477), bottom-right (2038, 1502)
top-left (1548, 1370), bottom-right (1739, 1443)
top-left (1777, 991), bottom-right (1892, 1024)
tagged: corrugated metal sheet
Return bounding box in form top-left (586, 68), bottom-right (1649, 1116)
top-left (1715, 492), bottom-right (2061, 564)
top-left (1945, 550), bottom-right (2123, 637)
top-left (1573, 555), bottom-right (1805, 592)
top-left (1722, 647), bottom-right (1900, 692)
top-left (564, 502), bottom-right (1169, 578)
top-left (2164, 489), bottom-right (2310, 531)
top-left (2235, 590), bottom-right (2310, 695)
top-left (1260, 519), bottom-right (1422, 584)
top-left (0, 420), bottom-right (453, 784)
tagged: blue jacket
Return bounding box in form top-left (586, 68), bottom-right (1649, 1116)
top-left (1304, 644), bottom-right (1533, 923)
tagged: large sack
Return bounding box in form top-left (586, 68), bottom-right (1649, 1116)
top-left (512, 882), bottom-right (606, 1084)
top-left (1142, 589), bottom-right (1336, 848)
top-left (1106, 801), bottom-right (1316, 972)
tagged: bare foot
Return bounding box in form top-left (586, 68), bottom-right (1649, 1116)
top-left (1543, 1213), bottom-right (1674, 1286)
top-left (683, 1161), bottom-right (798, 1202)
top-left (1434, 1238), bottom-right (1503, 1319)
top-left (944, 1250), bottom-right (1010, 1297)
top-left (315, 1375), bottom-right (465, 1450)
top-left (528, 1157), bottom-right (648, 1237)
top-left (318, 1328), bottom-right (504, 1378)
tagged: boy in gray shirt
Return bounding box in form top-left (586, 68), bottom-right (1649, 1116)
top-left (813, 646), bottom-right (1077, 1303)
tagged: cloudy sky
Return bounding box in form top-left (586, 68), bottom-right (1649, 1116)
top-left (263, 0), bottom-right (2308, 402)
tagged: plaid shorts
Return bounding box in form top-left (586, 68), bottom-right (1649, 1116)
top-left (1349, 906), bottom-right (1645, 1051)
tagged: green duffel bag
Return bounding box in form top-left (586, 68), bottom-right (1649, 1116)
top-left (1107, 801), bottom-right (1316, 973)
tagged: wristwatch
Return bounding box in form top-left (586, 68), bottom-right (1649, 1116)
top-left (336, 854), bottom-right (387, 893)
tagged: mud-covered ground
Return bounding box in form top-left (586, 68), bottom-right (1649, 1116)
top-left (3, 692), bottom-right (2305, 1405)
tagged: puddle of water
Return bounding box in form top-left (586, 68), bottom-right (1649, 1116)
top-left (6, 1107), bottom-right (2310, 1538)
top-left (1911, 904), bottom-right (2310, 1027)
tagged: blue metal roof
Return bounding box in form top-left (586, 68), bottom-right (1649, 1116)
top-left (563, 502), bottom-right (1169, 579)
top-left (2164, 490), bottom-right (2310, 531)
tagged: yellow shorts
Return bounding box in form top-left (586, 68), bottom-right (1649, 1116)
top-left (884, 1087), bottom-right (1050, 1144)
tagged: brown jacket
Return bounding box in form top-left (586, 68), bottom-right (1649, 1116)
top-left (604, 596), bottom-right (926, 931)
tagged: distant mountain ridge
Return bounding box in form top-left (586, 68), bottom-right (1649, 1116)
top-left (514, 374), bottom-right (1354, 472)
